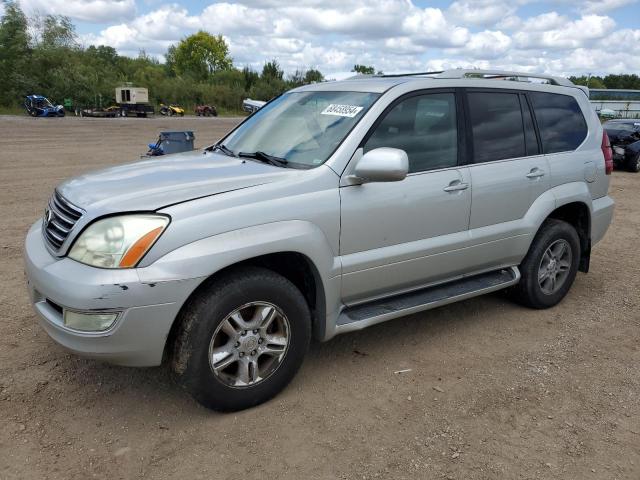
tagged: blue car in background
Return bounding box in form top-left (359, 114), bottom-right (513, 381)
top-left (24, 95), bottom-right (65, 117)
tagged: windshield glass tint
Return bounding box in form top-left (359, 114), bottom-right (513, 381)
top-left (223, 91), bottom-right (380, 167)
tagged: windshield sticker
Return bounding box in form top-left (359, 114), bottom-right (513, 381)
top-left (321, 104), bottom-right (364, 118)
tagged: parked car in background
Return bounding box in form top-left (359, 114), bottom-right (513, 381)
top-left (24, 95), bottom-right (64, 117)
top-left (160, 104), bottom-right (185, 116)
top-left (597, 108), bottom-right (617, 119)
top-left (242, 98), bottom-right (266, 114)
top-left (25, 70), bottom-right (614, 411)
top-left (195, 105), bottom-right (218, 117)
top-left (603, 119), bottom-right (640, 172)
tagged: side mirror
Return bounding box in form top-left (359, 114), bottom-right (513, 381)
top-left (352, 148), bottom-right (409, 183)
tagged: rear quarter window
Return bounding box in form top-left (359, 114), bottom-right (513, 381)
top-left (529, 92), bottom-right (587, 154)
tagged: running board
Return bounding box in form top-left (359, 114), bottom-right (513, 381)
top-left (335, 267), bottom-right (520, 334)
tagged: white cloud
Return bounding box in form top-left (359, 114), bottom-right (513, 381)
top-left (514, 14), bottom-right (616, 50)
top-left (66, 0), bottom-right (640, 77)
top-left (583, 0), bottom-right (638, 13)
top-left (20, 0), bottom-right (136, 23)
top-left (454, 30), bottom-right (512, 59)
top-left (447, 0), bottom-right (516, 26)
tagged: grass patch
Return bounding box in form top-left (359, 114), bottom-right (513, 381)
top-left (0, 106), bottom-right (26, 115)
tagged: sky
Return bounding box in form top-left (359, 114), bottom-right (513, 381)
top-left (7, 0), bottom-right (640, 78)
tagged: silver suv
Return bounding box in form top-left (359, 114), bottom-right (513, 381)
top-left (25, 70), bottom-right (615, 410)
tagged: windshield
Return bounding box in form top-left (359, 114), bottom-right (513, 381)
top-left (221, 91), bottom-right (380, 167)
top-left (32, 97), bottom-right (53, 108)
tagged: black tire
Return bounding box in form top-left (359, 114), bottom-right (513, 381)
top-left (628, 153), bottom-right (640, 173)
top-left (171, 267), bottom-right (311, 411)
top-left (511, 219), bottom-right (580, 309)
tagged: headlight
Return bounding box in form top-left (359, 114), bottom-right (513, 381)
top-left (69, 214), bottom-right (169, 268)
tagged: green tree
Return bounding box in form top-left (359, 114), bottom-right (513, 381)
top-left (261, 60), bottom-right (284, 80)
top-left (304, 68), bottom-right (324, 83)
top-left (570, 75), bottom-right (605, 89)
top-left (242, 66), bottom-right (259, 91)
top-left (166, 31), bottom-right (232, 80)
top-left (351, 64), bottom-right (375, 75)
top-left (0, 0), bottom-right (30, 104)
top-left (603, 74), bottom-right (640, 90)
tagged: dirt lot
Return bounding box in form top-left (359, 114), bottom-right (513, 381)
top-left (0, 115), bottom-right (638, 479)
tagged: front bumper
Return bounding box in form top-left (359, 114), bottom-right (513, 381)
top-left (24, 221), bottom-right (204, 366)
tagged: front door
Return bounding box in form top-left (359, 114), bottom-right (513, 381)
top-left (339, 91), bottom-right (472, 304)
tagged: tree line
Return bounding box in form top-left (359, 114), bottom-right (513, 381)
top-left (2, 0), bottom-right (639, 115)
top-left (569, 75), bottom-right (640, 90)
top-left (0, 1), bottom-right (325, 113)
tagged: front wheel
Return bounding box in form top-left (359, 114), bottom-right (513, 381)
top-left (511, 219), bottom-right (580, 309)
top-left (172, 267), bottom-right (311, 411)
top-left (628, 153), bottom-right (640, 173)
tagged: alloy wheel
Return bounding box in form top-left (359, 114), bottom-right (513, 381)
top-left (208, 302), bottom-right (290, 388)
top-left (537, 239), bottom-right (572, 295)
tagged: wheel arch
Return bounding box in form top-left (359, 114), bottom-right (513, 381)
top-left (151, 221), bottom-right (339, 364)
top-left (545, 200), bottom-right (591, 272)
top-left (523, 184), bottom-right (593, 273)
top-left (163, 250), bottom-right (328, 366)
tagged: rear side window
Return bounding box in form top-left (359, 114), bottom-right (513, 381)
top-left (530, 92), bottom-right (587, 153)
top-left (468, 92), bottom-right (526, 162)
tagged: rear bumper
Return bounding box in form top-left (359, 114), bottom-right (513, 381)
top-left (591, 195), bottom-right (615, 246)
top-left (24, 221), bottom-right (204, 366)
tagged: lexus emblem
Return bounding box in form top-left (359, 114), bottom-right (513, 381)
top-left (44, 208), bottom-right (53, 227)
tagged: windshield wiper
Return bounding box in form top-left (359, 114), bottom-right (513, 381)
top-left (211, 143), bottom-right (236, 157)
top-left (238, 151), bottom-right (288, 167)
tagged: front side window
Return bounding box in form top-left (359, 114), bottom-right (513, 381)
top-left (530, 92), bottom-right (587, 153)
top-left (222, 91), bottom-right (379, 168)
top-left (468, 92), bottom-right (526, 163)
top-left (364, 93), bottom-right (458, 173)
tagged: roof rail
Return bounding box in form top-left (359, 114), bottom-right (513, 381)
top-left (378, 71), bottom-right (444, 78)
top-left (436, 69), bottom-right (575, 87)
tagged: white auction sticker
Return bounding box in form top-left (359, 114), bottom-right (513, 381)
top-left (321, 104), bottom-right (364, 117)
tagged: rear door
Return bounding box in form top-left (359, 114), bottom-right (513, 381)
top-left (464, 89), bottom-right (550, 271)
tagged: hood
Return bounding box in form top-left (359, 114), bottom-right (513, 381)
top-left (58, 149), bottom-right (300, 213)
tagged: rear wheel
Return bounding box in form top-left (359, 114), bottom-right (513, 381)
top-left (511, 219), bottom-right (580, 309)
top-left (628, 153), bottom-right (640, 173)
top-left (172, 267), bottom-right (311, 411)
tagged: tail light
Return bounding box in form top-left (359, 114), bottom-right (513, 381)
top-left (602, 131), bottom-right (613, 175)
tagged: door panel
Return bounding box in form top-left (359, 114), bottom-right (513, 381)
top-left (469, 157), bottom-right (549, 230)
top-left (340, 167), bottom-right (471, 304)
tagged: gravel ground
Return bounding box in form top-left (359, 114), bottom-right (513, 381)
top-left (0, 115), bottom-right (638, 480)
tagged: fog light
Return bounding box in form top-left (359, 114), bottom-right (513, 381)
top-left (63, 310), bottom-right (118, 332)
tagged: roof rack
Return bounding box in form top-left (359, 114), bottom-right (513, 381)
top-left (378, 71), bottom-right (444, 78)
top-left (435, 69), bottom-right (575, 87)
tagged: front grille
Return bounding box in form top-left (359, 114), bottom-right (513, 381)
top-left (43, 190), bottom-right (83, 252)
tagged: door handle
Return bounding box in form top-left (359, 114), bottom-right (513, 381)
top-left (443, 181), bottom-right (469, 192)
top-left (526, 168), bottom-right (545, 179)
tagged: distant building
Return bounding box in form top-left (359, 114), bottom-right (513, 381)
top-left (589, 89), bottom-right (640, 119)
